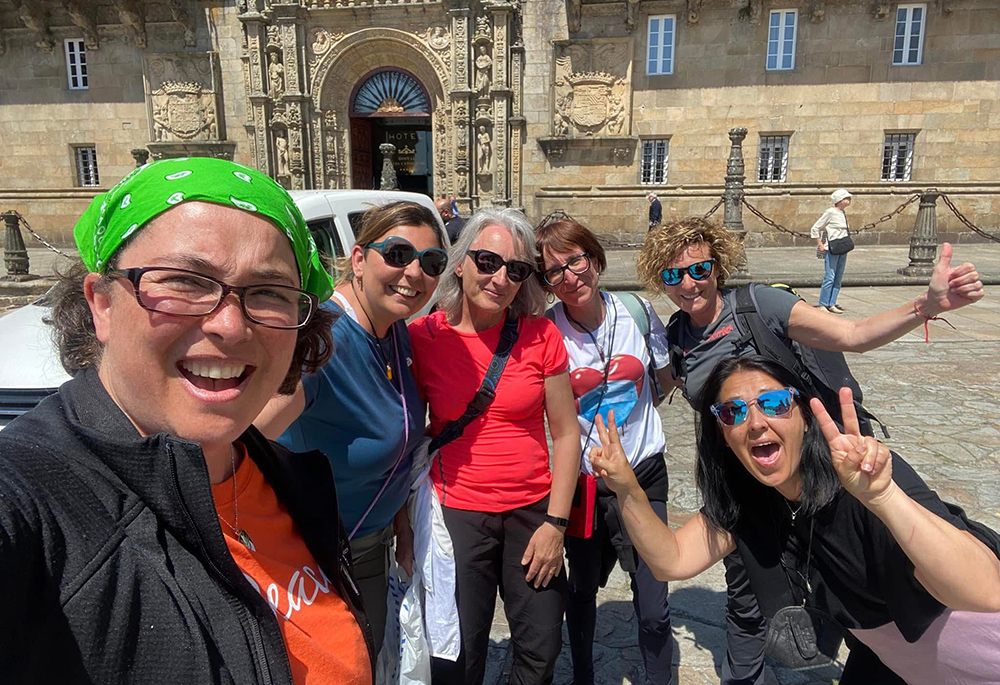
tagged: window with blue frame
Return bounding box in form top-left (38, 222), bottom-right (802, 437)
top-left (766, 10), bottom-right (797, 71)
top-left (647, 15), bottom-right (676, 76)
top-left (893, 4), bottom-right (926, 66)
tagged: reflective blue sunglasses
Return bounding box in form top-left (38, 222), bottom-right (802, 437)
top-left (661, 259), bottom-right (716, 287)
top-left (711, 388), bottom-right (799, 426)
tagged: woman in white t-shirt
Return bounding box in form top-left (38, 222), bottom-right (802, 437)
top-left (536, 219), bottom-right (676, 685)
top-left (811, 189), bottom-right (853, 314)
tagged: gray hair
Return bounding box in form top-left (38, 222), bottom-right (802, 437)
top-left (435, 207), bottom-right (546, 322)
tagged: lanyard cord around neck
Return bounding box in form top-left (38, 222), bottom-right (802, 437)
top-left (348, 324), bottom-right (410, 541)
top-left (567, 294), bottom-right (619, 457)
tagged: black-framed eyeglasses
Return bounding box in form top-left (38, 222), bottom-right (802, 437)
top-left (108, 266), bottom-right (318, 330)
top-left (466, 249), bottom-right (534, 283)
top-left (541, 253), bottom-right (592, 287)
top-left (365, 237), bottom-right (449, 277)
top-left (660, 259), bottom-right (716, 287)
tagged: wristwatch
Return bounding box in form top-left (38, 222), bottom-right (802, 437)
top-left (545, 514), bottom-right (570, 529)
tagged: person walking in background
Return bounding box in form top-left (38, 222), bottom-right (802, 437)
top-left (436, 197), bottom-right (466, 244)
top-left (648, 193), bottom-right (662, 231)
top-left (812, 189), bottom-right (853, 314)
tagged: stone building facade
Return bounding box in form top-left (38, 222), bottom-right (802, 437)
top-left (0, 0), bottom-right (997, 246)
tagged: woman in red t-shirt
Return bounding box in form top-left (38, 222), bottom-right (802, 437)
top-left (409, 208), bottom-right (580, 685)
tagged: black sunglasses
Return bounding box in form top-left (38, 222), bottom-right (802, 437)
top-left (660, 259), bottom-right (716, 287)
top-left (366, 237), bottom-right (449, 277)
top-left (466, 249), bottom-right (534, 283)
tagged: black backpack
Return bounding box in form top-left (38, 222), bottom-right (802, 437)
top-left (666, 284), bottom-right (887, 439)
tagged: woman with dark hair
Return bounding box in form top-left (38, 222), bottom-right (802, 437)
top-left (256, 200), bottom-right (449, 650)
top-left (535, 218), bottom-right (674, 685)
top-left (588, 354), bottom-right (1000, 684)
top-left (636, 215), bottom-right (985, 684)
top-left (0, 157), bottom-right (373, 683)
top-left (409, 207), bottom-right (580, 685)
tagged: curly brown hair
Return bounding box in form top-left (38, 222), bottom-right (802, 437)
top-left (635, 217), bottom-right (745, 294)
top-left (47, 260), bottom-right (335, 395)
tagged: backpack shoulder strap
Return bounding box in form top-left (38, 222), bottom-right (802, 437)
top-left (665, 311), bottom-right (688, 385)
top-left (733, 285), bottom-right (814, 389)
top-left (615, 291), bottom-right (650, 337)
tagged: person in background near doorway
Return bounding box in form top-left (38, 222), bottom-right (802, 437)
top-left (812, 189), bottom-right (853, 315)
top-left (436, 197), bottom-right (466, 244)
top-left (648, 193), bottom-right (662, 231)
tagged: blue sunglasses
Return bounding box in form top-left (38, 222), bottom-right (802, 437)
top-left (711, 388), bottom-right (799, 426)
top-left (661, 259), bottom-right (716, 287)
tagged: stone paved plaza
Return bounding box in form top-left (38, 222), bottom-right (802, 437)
top-left (484, 277), bottom-right (1000, 685)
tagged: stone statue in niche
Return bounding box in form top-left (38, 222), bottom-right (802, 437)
top-left (477, 126), bottom-right (492, 175)
top-left (552, 95), bottom-right (570, 136)
top-left (606, 94), bottom-right (625, 135)
top-left (474, 46), bottom-right (492, 97)
top-left (152, 99), bottom-right (168, 141)
top-left (275, 133), bottom-right (290, 176)
top-left (268, 52), bottom-right (284, 100)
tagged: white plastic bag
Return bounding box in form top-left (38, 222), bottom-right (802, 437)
top-left (376, 559), bottom-right (432, 685)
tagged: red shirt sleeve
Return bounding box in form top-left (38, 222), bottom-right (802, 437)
top-left (537, 316), bottom-right (570, 376)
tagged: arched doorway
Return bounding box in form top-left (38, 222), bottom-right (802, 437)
top-left (349, 68), bottom-right (433, 193)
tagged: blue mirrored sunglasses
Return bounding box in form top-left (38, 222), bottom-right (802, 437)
top-left (711, 388), bottom-right (799, 426)
top-left (661, 259), bottom-right (716, 287)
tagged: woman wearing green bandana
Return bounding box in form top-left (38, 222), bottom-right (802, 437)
top-left (0, 157), bottom-right (375, 684)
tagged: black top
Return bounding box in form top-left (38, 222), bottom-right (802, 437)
top-left (0, 367), bottom-right (375, 683)
top-left (732, 453), bottom-right (1000, 643)
top-left (648, 198), bottom-right (662, 226)
top-left (445, 215), bottom-right (466, 243)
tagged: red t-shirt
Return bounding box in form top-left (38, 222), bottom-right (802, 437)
top-left (408, 311), bottom-right (569, 512)
top-left (212, 445), bottom-right (372, 685)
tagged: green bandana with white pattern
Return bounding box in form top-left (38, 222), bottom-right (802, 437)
top-left (73, 156), bottom-right (334, 302)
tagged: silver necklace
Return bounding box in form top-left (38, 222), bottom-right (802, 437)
top-left (218, 446), bottom-right (256, 551)
top-left (784, 498), bottom-right (803, 523)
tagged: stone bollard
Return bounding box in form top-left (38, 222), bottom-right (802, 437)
top-left (131, 148), bottom-right (150, 167)
top-left (2, 211), bottom-right (32, 281)
top-left (379, 143), bottom-right (398, 191)
top-left (723, 127), bottom-right (750, 277)
top-left (898, 191), bottom-right (939, 277)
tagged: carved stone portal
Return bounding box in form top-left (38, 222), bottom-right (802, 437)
top-left (552, 39), bottom-right (633, 138)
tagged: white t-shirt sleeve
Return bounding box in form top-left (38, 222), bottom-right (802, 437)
top-left (642, 298), bottom-right (671, 370)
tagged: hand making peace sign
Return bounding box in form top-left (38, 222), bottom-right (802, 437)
top-left (810, 388), bottom-right (896, 507)
top-left (589, 411), bottom-right (641, 498)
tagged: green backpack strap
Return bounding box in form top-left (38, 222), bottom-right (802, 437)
top-left (615, 291), bottom-right (650, 337)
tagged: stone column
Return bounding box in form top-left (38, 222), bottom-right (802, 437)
top-left (380, 143), bottom-right (398, 190)
top-left (509, 40), bottom-right (525, 210)
top-left (490, 3), bottom-right (513, 206)
top-left (724, 127), bottom-right (749, 275)
top-left (898, 191), bottom-right (940, 277)
top-left (2, 212), bottom-right (30, 280)
top-left (275, 4), bottom-right (308, 189)
top-left (450, 8), bottom-right (473, 212)
top-left (239, 8), bottom-right (270, 174)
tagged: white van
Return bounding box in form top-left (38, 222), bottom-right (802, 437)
top-left (0, 189), bottom-right (447, 429)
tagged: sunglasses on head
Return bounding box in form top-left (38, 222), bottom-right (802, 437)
top-left (711, 388), bottom-right (799, 427)
top-left (466, 249), bottom-right (535, 283)
top-left (365, 237), bottom-right (449, 277)
top-left (660, 259), bottom-right (716, 287)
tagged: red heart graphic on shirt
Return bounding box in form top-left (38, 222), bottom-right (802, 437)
top-left (570, 354), bottom-right (646, 412)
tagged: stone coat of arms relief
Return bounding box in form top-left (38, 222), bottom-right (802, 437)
top-left (552, 39), bottom-right (632, 139)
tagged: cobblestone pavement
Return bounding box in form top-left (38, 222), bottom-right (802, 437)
top-left (484, 283), bottom-right (1000, 685)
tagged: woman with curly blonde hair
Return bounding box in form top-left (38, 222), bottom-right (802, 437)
top-left (637, 215), bottom-right (986, 685)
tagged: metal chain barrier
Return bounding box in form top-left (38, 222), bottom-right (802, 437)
top-left (939, 193), bottom-right (1000, 244)
top-left (852, 192), bottom-right (920, 233)
top-left (9, 210), bottom-right (73, 258)
top-left (701, 196), bottom-right (724, 219)
top-left (740, 197), bottom-right (811, 239)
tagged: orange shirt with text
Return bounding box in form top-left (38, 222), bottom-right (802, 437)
top-left (212, 446), bottom-right (372, 685)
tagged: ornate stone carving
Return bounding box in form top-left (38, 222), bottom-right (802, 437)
top-left (275, 132), bottom-right (290, 176)
top-left (686, 0), bottom-right (702, 26)
top-left (117, 0), bottom-right (148, 49)
top-left (268, 52), bottom-right (284, 99)
top-left (942, 0), bottom-right (955, 14)
top-left (166, 0), bottom-right (197, 48)
top-left (810, 3), bottom-right (826, 23)
top-left (144, 53), bottom-right (225, 143)
top-left (625, 0), bottom-right (641, 32)
top-left (379, 143), bottom-right (398, 190)
top-left (567, 0), bottom-right (582, 33)
top-left (418, 26), bottom-right (451, 52)
top-left (552, 40), bottom-right (632, 138)
top-left (266, 25), bottom-right (282, 51)
top-left (740, 0), bottom-right (763, 25)
top-left (872, 3), bottom-right (891, 20)
top-left (14, 1), bottom-right (55, 52)
top-left (477, 125), bottom-right (492, 175)
top-left (474, 15), bottom-right (492, 43)
top-left (474, 45), bottom-right (493, 97)
top-left (63, 0), bottom-right (100, 50)
top-left (452, 12), bottom-right (469, 88)
top-left (308, 27), bottom-right (344, 66)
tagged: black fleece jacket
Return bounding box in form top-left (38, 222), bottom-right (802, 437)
top-left (0, 368), bottom-right (375, 683)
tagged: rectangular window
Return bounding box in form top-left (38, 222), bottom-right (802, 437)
top-left (881, 133), bottom-right (915, 181)
top-left (893, 4), bottom-right (926, 65)
top-left (640, 139), bottom-right (669, 185)
top-left (647, 15), bottom-right (676, 76)
top-left (65, 39), bottom-right (88, 90)
top-left (758, 135), bottom-right (790, 182)
top-left (75, 146), bottom-right (100, 187)
top-left (766, 10), bottom-right (797, 71)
